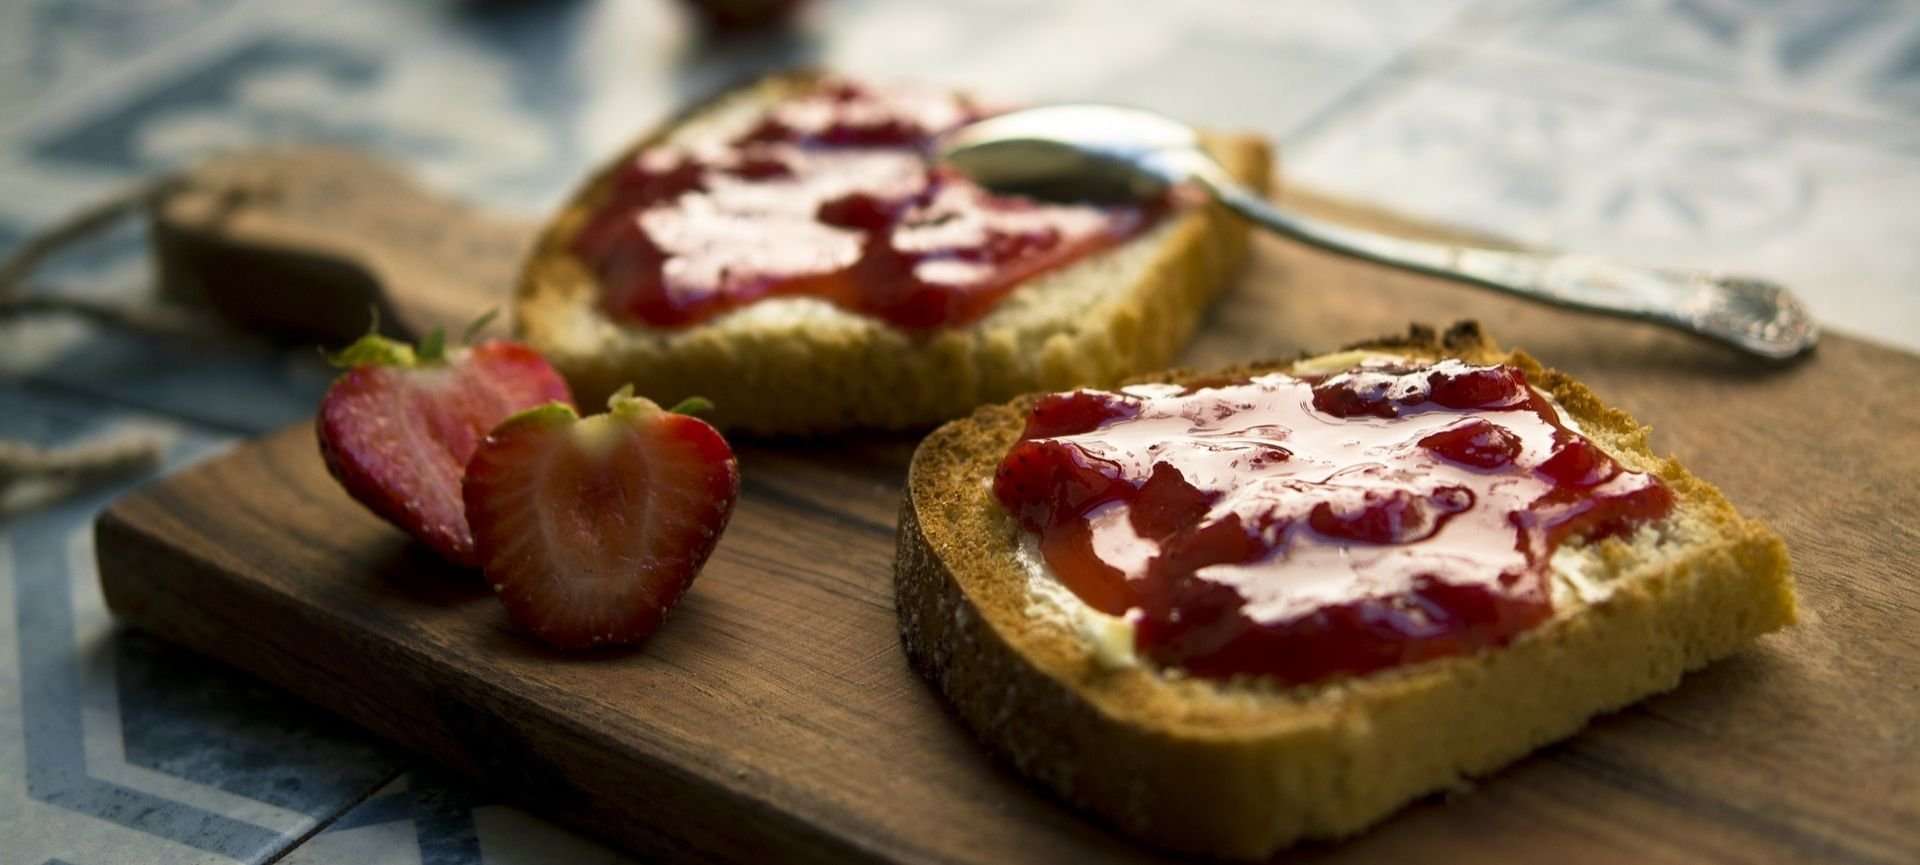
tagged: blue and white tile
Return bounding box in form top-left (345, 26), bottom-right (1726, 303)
top-left (6, 324), bottom-right (337, 438)
top-left (0, 0), bottom-right (245, 123)
top-left (1453, 0), bottom-right (1920, 123)
top-left (1284, 43), bottom-right (1920, 351)
top-left (280, 772), bottom-right (636, 865)
top-left (0, 0), bottom-right (580, 236)
top-left (0, 0), bottom-right (1488, 245)
top-left (0, 389), bottom-right (405, 865)
top-left (0, 306), bottom-right (334, 438)
top-left (576, 0), bottom-right (1487, 154)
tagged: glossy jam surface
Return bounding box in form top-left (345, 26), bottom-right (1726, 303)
top-left (991, 358), bottom-right (1675, 685)
top-left (572, 80), bottom-right (1157, 331)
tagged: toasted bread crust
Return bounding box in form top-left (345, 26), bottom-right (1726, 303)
top-left (894, 322), bottom-right (1796, 858)
top-left (514, 72), bottom-right (1272, 434)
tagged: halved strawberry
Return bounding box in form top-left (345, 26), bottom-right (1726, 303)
top-left (316, 323), bottom-right (573, 566)
top-left (462, 389), bottom-right (740, 650)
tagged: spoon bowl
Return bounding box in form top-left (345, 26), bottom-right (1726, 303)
top-left (937, 105), bottom-right (1202, 203)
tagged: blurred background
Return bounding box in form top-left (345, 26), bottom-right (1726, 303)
top-left (1, 2), bottom-right (1915, 864)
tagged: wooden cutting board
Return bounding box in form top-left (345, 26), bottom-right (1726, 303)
top-left (98, 150), bottom-right (1918, 865)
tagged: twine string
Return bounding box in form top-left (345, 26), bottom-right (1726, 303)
top-left (1, 176), bottom-right (190, 507)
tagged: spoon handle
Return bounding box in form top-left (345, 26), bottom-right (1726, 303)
top-left (1185, 161), bottom-right (1819, 359)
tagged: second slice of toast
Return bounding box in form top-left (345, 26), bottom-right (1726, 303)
top-left (895, 322), bottom-right (1795, 859)
top-left (516, 73), bottom-right (1271, 434)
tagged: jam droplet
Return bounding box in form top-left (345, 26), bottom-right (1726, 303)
top-left (1536, 434), bottom-right (1622, 488)
top-left (1427, 363), bottom-right (1530, 410)
top-left (992, 439), bottom-right (1130, 533)
top-left (1130, 463), bottom-right (1217, 540)
top-left (1310, 376), bottom-right (1399, 419)
top-left (1024, 390), bottom-right (1141, 439)
top-left (991, 360), bottom-right (1675, 685)
top-left (1307, 486), bottom-right (1473, 545)
top-left (1419, 418), bottom-right (1524, 468)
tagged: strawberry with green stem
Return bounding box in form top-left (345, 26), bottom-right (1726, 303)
top-left (464, 388), bottom-right (739, 650)
top-left (316, 312), bottom-right (573, 566)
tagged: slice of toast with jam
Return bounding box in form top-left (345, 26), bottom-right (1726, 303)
top-left (895, 322), bottom-right (1795, 859)
top-left (516, 72), bottom-right (1269, 434)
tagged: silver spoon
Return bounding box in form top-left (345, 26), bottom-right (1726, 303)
top-left (938, 105), bottom-right (1818, 360)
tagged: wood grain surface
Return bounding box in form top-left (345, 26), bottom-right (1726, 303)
top-left (100, 167), bottom-right (1918, 865)
top-left (151, 148), bottom-right (526, 343)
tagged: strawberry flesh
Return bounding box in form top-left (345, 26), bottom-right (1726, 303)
top-left (462, 396), bottom-right (739, 650)
top-left (317, 340), bottom-right (572, 566)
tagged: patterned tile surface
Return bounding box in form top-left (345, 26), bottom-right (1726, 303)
top-left (1286, 0), bottom-right (1920, 349)
top-left (0, 389), bottom-right (399, 865)
top-left (0, 1), bottom-right (1913, 863)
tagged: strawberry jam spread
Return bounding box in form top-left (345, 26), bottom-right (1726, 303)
top-left (572, 79), bottom-right (1158, 330)
top-left (991, 358), bottom-right (1675, 685)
